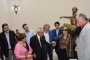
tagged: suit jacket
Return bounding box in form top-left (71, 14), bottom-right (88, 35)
top-left (52, 29), bottom-right (63, 41)
top-left (14, 42), bottom-right (33, 60)
top-left (0, 30), bottom-right (17, 57)
top-left (72, 26), bottom-right (82, 37)
top-left (30, 35), bottom-right (49, 60)
top-left (0, 39), bottom-right (3, 59)
top-left (48, 30), bottom-right (54, 43)
top-left (77, 22), bottom-right (90, 60)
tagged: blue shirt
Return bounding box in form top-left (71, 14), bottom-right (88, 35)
top-left (24, 29), bottom-right (35, 43)
top-left (53, 29), bottom-right (63, 41)
top-left (56, 29), bottom-right (59, 37)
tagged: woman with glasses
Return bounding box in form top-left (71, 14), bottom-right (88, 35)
top-left (59, 29), bottom-right (70, 60)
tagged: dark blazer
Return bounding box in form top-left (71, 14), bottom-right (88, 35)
top-left (52, 29), bottom-right (63, 60)
top-left (0, 38), bottom-right (4, 60)
top-left (52, 29), bottom-right (63, 41)
top-left (30, 35), bottom-right (49, 60)
top-left (72, 26), bottom-right (82, 37)
top-left (48, 30), bottom-right (54, 43)
top-left (0, 39), bottom-right (2, 56)
top-left (0, 30), bottom-right (17, 57)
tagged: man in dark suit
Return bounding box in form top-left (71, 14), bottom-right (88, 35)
top-left (52, 21), bottom-right (63, 60)
top-left (30, 27), bottom-right (49, 60)
top-left (0, 38), bottom-right (4, 60)
top-left (0, 23), bottom-right (17, 60)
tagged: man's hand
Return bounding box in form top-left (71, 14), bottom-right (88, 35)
top-left (33, 54), bottom-right (37, 58)
top-left (75, 47), bottom-right (77, 52)
top-left (52, 41), bottom-right (56, 46)
top-left (59, 34), bottom-right (62, 38)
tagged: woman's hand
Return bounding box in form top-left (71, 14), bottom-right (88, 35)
top-left (28, 51), bottom-right (32, 55)
top-left (26, 55), bottom-right (33, 58)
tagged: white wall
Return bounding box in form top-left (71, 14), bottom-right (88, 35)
top-left (0, 0), bottom-right (90, 32)
top-left (0, 0), bottom-right (10, 32)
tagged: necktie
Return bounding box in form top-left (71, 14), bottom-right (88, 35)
top-left (40, 37), bottom-right (43, 47)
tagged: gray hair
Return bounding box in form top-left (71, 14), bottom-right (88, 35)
top-left (79, 13), bottom-right (88, 21)
top-left (43, 24), bottom-right (50, 29)
top-left (36, 27), bottom-right (43, 33)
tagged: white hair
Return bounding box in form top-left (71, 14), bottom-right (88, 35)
top-left (36, 27), bottom-right (43, 33)
top-left (78, 13), bottom-right (88, 21)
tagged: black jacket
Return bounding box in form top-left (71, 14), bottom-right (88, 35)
top-left (30, 35), bottom-right (50, 60)
top-left (0, 38), bottom-right (4, 60)
top-left (0, 30), bottom-right (17, 57)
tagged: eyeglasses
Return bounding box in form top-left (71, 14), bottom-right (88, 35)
top-left (4, 26), bottom-right (9, 29)
top-left (62, 30), bottom-right (67, 31)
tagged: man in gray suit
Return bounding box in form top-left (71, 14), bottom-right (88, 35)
top-left (76, 13), bottom-right (90, 60)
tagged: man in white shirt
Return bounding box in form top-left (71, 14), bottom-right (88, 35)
top-left (43, 24), bottom-right (56, 60)
top-left (22, 24), bottom-right (35, 44)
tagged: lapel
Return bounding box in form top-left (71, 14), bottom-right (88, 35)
top-left (48, 31), bottom-right (50, 39)
top-left (2, 32), bottom-right (9, 46)
top-left (58, 29), bottom-right (60, 36)
top-left (9, 31), bottom-right (13, 43)
top-left (48, 31), bottom-right (51, 42)
top-left (55, 29), bottom-right (60, 36)
top-left (9, 31), bottom-right (11, 42)
top-left (19, 42), bottom-right (29, 52)
top-left (3, 32), bottom-right (7, 41)
top-left (79, 23), bottom-right (89, 37)
top-left (35, 35), bottom-right (42, 48)
top-left (54, 29), bottom-right (57, 37)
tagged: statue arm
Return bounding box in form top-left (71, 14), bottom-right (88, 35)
top-left (61, 23), bottom-right (71, 30)
top-left (60, 16), bottom-right (71, 19)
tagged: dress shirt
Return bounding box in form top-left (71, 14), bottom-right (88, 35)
top-left (24, 29), bottom-right (35, 43)
top-left (37, 34), bottom-right (42, 47)
top-left (56, 29), bottom-right (59, 37)
top-left (44, 32), bottom-right (50, 44)
top-left (5, 32), bottom-right (11, 49)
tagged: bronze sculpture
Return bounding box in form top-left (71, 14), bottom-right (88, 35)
top-left (60, 7), bottom-right (78, 34)
top-left (60, 7), bottom-right (78, 58)
top-left (60, 7), bottom-right (78, 25)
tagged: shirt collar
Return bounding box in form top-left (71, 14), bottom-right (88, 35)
top-left (37, 34), bottom-right (40, 39)
top-left (25, 29), bottom-right (30, 32)
top-left (5, 32), bottom-right (9, 35)
top-left (44, 32), bottom-right (48, 34)
top-left (56, 29), bottom-right (59, 31)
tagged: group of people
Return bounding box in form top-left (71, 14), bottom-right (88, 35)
top-left (0, 13), bottom-right (90, 60)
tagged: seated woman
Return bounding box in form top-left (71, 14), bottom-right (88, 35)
top-left (59, 29), bottom-right (70, 60)
top-left (14, 33), bottom-right (33, 60)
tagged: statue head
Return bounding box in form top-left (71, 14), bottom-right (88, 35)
top-left (72, 7), bottom-right (78, 13)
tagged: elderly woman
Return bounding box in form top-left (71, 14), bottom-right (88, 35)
top-left (59, 29), bottom-right (70, 60)
top-left (14, 33), bottom-right (33, 60)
